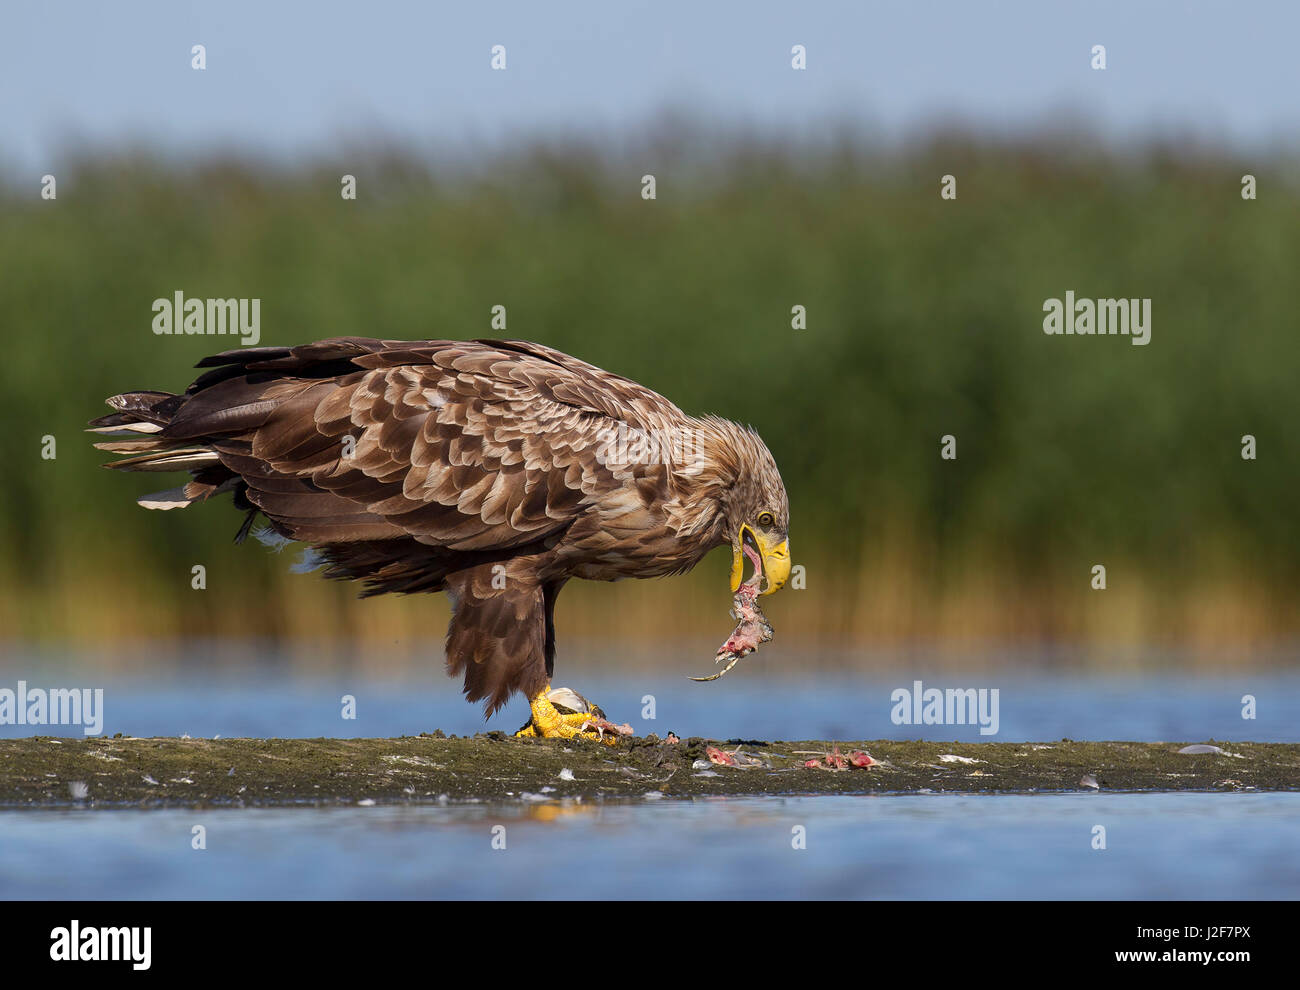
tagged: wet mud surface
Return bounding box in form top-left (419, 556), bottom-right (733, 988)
top-left (1, 734), bottom-right (1296, 808)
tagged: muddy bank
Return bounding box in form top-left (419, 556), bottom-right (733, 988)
top-left (1, 735), bottom-right (1296, 808)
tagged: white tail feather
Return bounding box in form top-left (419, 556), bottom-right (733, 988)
top-left (137, 487), bottom-right (194, 510)
top-left (87, 422), bottom-right (164, 435)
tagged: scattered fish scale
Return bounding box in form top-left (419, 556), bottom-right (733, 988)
top-left (1178, 744), bottom-right (1244, 758)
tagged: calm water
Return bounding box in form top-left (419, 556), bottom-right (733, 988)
top-left (0, 672), bottom-right (1295, 742)
top-left (0, 673), bottom-right (1296, 899)
top-left (1, 794), bottom-right (1298, 899)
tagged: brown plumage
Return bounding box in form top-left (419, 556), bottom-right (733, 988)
top-left (92, 338), bottom-right (790, 717)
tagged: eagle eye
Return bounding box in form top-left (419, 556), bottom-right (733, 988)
top-left (757, 511), bottom-right (774, 528)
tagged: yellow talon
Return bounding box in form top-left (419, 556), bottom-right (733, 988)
top-left (514, 685), bottom-right (622, 745)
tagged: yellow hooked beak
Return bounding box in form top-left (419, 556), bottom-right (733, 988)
top-left (730, 524), bottom-right (792, 596)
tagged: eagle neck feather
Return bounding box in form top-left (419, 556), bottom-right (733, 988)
top-left (665, 415), bottom-right (759, 545)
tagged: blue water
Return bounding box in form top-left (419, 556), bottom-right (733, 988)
top-left (2, 794), bottom-right (1297, 899)
top-left (0, 672), bottom-right (1294, 742)
top-left (1, 672), bottom-right (1296, 899)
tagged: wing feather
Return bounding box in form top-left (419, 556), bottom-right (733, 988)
top-left (164, 338), bottom-right (687, 553)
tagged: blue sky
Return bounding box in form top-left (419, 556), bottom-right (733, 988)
top-left (2, 1), bottom-right (1297, 168)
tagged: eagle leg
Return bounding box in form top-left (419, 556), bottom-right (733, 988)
top-left (515, 684), bottom-right (624, 745)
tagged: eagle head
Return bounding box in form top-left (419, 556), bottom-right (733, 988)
top-left (703, 419), bottom-right (790, 597)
